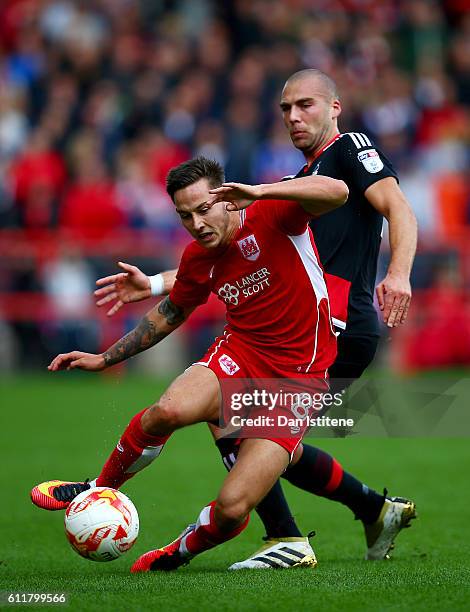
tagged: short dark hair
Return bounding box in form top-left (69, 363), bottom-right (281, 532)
top-left (285, 69), bottom-right (339, 100)
top-left (166, 156), bottom-right (225, 201)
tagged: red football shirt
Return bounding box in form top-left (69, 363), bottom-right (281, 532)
top-left (170, 200), bottom-right (337, 375)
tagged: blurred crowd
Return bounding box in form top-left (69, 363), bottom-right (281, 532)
top-left (0, 0), bottom-right (469, 370)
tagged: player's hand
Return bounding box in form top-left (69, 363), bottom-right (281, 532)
top-left (48, 351), bottom-right (106, 372)
top-left (209, 182), bottom-right (261, 211)
top-left (376, 273), bottom-right (412, 327)
top-left (94, 262), bottom-right (151, 316)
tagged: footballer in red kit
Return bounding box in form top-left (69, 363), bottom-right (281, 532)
top-left (31, 156), bottom-right (348, 571)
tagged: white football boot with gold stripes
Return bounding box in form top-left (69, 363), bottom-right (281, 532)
top-left (364, 496), bottom-right (417, 560)
top-left (228, 534), bottom-right (317, 570)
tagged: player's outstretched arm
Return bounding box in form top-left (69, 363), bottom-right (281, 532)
top-left (94, 261), bottom-right (177, 316)
top-left (48, 296), bottom-right (190, 372)
top-left (209, 176), bottom-right (348, 215)
top-left (366, 177), bottom-right (418, 328)
top-left (209, 184), bottom-right (256, 211)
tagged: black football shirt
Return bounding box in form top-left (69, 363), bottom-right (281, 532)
top-left (294, 132), bottom-right (398, 337)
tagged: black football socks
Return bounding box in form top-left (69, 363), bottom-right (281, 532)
top-left (283, 444), bottom-right (385, 524)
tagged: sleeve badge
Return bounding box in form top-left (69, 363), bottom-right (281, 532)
top-left (358, 149), bottom-right (384, 173)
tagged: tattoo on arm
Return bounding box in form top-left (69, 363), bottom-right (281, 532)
top-left (103, 297), bottom-right (185, 367)
top-left (103, 315), bottom-right (168, 367)
top-left (158, 296), bottom-right (185, 326)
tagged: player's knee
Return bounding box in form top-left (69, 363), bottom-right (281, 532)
top-left (215, 492), bottom-right (251, 528)
top-left (141, 400), bottom-right (183, 434)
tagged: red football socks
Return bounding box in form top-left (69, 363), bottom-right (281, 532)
top-left (96, 409), bottom-right (170, 488)
top-left (179, 501), bottom-right (250, 556)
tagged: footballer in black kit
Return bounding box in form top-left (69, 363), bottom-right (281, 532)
top-left (298, 130), bottom-right (399, 381)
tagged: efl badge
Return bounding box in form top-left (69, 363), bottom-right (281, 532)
top-left (358, 149), bottom-right (384, 173)
top-left (219, 354), bottom-right (240, 376)
top-left (237, 234), bottom-right (260, 261)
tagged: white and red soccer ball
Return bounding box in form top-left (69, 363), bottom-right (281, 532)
top-left (64, 487), bottom-right (139, 562)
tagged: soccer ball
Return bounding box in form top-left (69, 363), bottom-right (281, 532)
top-left (64, 487), bottom-right (139, 562)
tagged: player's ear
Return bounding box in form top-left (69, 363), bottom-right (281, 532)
top-left (331, 99), bottom-right (341, 120)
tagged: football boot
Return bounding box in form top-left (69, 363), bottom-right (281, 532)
top-left (364, 496), bottom-right (417, 560)
top-left (131, 524), bottom-right (195, 573)
top-left (228, 533), bottom-right (317, 570)
top-left (31, 480), bottom-right (90, 511)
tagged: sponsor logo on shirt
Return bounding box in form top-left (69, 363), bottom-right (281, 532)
top-left (218, 282), bottom-right (240, 305)
top-left (358, 149), bottom-right (384, 173)
top-left (217, 268), bottom-right (271, 305)
top-left (219, 354), bottom-right (240, 376)
top-left (237, 234), bottom-right (260, 261)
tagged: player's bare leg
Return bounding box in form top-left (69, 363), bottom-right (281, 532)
top-left (31, 366), bottom-right (220, 510)
top-left (210, 423), bottom-right (306, 547)
top-left (221, 439), bottom-right (316, 570)
top-left (139, 365), bottom-right (220, 435)
top-left (214, 439), bottom-right (292, 531)
top-left (132, 438), bottom-right (316, 572)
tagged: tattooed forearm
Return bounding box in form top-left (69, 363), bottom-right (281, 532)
top-left (103, 315), bottom-right (168, 366)
top-left (158, 296), bottom-right (185, 326)
top-left (102, 297), bottom-right (186, 368)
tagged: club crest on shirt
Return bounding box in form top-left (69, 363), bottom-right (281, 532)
top-left (358, 149), bottom-right (384, 173)
top-left (218, 354), bottom-right (240, 376)
top-left (237, 234), bottom-right (260, 261)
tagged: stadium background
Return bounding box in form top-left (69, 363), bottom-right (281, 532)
top-left (1, 1), bottom-right (469, 610)
top-left (1, 0), bottom-right (469, 372)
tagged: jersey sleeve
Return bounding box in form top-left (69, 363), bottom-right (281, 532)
top-left (169, 242), bottom-right (213, 310)
top-left (255, 199), bottom-right (312, 236)
top-left (339, 132), bottom-right (398, 194)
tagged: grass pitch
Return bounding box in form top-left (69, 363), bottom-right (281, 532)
top-left (1, 374), bottom-right (469, 611)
